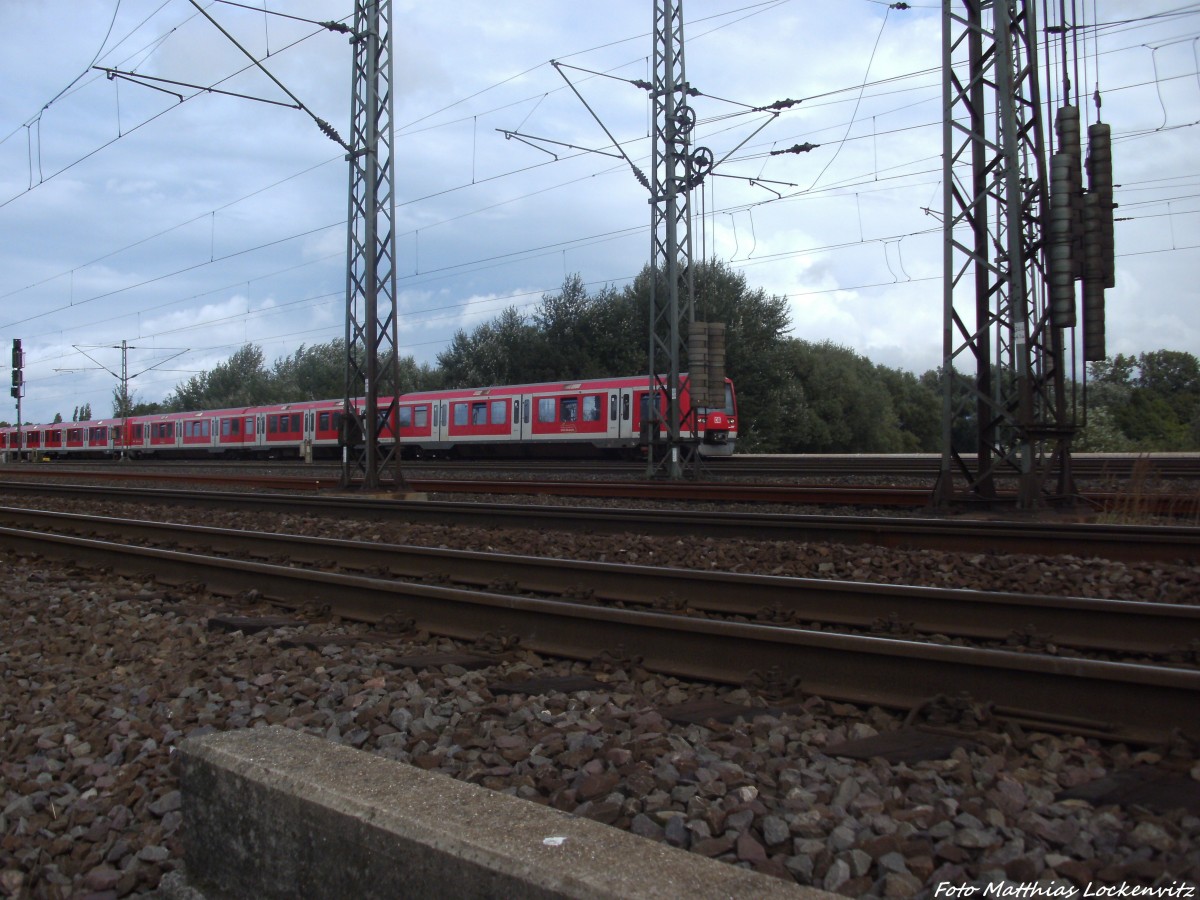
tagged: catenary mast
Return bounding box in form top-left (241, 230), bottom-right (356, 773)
top-left (341, 0), bottom-right (405, 491)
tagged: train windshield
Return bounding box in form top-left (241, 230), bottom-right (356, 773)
top-left (696, 383), bottom-right (735, 415)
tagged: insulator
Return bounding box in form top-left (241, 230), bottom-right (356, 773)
top-left (770, 142), bottom-right (819, 156)
top-left (706, 322), bottom-right (727, 408)
top-left (1082, 192), bottom-right (1106, 361)
top-left (1087, 123), bottom-right (1116, 290)
top-left (1048, 153), bottom-right (1076, 328)
top-left (315, 117), bottom-right (346, 148)
top-left (1055, 106), bottom-right (1084, 280)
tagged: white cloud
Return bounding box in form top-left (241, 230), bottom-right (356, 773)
top-left (1, 1), bottom-right (1197, 424)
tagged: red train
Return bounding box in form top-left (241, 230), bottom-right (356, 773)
top-left (0, 374), bottom-right (737, 461)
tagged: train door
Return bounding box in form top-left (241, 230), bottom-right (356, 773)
top-left (439, 402), bottom-right (448, 445)
top-left (617, 388), bottom-right (635, 443)
top-left (211, 418), bottom-right (220, 450)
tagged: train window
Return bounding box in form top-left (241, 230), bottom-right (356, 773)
top-left (397, 407), bottom-right (411, 429)
top-left (292, 414), bottom-right (302, 432)
top-left (582, 395), bottom-right (600, 422)
top-left (268, 415), bottom-right (278, 434)
top-left (622, 394), bottom-right (630, 420)
top-left (414, 405), bottom-right (428, 428)
top-left (610, 394), bottom-right (617, 421)
top-left (68, 428), bottom-right (81, 442)
top-left (561, 398), bottom-right (578, 423)
top-left (132, 424), bottom-right (143, 440)
top-left (89, 427), bottom-right (106, 443)
top-left (453, 403), bottom-right (468, 426)
top-left (471, 401), bottom-right (487, 425)
top-left (245, 417), bottom-right (256, 436)
top-left (639, 393), bottom-right (662, 422)
top-left (537, 398), bottom-right (555, 423)
top-left (723, 383), bottom-right (734, 414)
top-left (490, 400), bottom-right (507, 425)
top-left (522, 399), bottom-right (530, 424)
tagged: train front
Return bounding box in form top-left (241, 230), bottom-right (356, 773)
top-left (698, 378), bottom-right (737, 457)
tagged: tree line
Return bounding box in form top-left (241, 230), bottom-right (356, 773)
top-left (26, 259), bottom-right (1193, 454)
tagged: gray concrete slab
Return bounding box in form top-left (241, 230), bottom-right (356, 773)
top-left (178, 726), bottom-right (832, 899)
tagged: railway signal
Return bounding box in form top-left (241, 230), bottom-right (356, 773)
top-left (10, 338), bottom-right (22, 400)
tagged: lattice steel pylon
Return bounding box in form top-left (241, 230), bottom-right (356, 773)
top-left (645, 0), bottom-right (711, 479)
top-left (341, 0), bottom-right (405, 491)
top-left (935, 0), bottom-right (1074, 509)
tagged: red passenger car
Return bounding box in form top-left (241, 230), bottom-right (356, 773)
top-left (0, 374), bottom-right (737, 461)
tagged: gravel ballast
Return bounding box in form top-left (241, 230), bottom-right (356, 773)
top-left (1, 494), bottom-right (1198, 898)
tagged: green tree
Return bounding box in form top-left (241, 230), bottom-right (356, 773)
top-left (1086, 350), bottom-right (1200, 450)
top-left (777, 340), bottom-right (903, 452)
top-left (621, 260), bottom-right (793, 450)
top-left (876, 365), bottom-right (941, 451)
top-left (167, 344), bottom-right (270, 411)
top-left (112, 383), bottom-right (135, 418)
top-left (271, 341), bottom-right (345, 401)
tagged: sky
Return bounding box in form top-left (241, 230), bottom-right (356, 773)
top-left (1, 0), bottom-right (1197, 425)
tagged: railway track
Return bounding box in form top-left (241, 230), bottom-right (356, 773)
top-left (3, 515), bottom-right (1196, 744)
top-left (4, 505), bottom-right (1196, 660)
top-left (4, 462), bottom-right (1197, 516)
top-left (1, 479), bottom-right (1197, 563)
top-left (15, 451), bottom-right (1200, 479)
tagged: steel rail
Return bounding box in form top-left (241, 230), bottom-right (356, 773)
top-left (2, 524), bottom-right (1196, 745)
top-left (2, 506), bottom-right (1196, 657)
top-left (19, 452), bottom-right (1200, 478)
top-left (1, 480), bottom-right (1197, 564)
top-left (3, 467), bottom-right (1197, 517)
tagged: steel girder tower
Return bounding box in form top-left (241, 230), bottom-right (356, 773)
top-left (936, 0), bottom-right (1073, 509)
top-left (342, 0), bottom-right (404, 491)
top-left (646, 0), bottom-right (708, 479)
